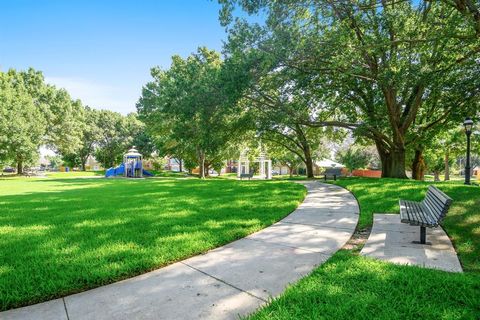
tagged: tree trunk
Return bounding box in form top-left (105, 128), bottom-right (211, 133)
top-left (295, 125), bottom-right (314, 178)
top-left (17, 159), bottom-right (23, 174)
top-left (204, 164), bottom-right (210, 177)
top-left (179, 159), bottom-right (183, 173)
top-left (444, 152), bottom-right (450, 181)
top-left (197, 148), bottom-right (205, 179)
top-left (81, 156), bottom-right (87, 171)
top-left (434, 171), bottom-right (441, 182)
top-left (304, 147), bottom-right (314, 178)
top-left (412, 149), bottom-right (426, 181)
top-left (288, 166), bottom-right (293, 178)
top-left (377, 146), bottom-right (408, 179)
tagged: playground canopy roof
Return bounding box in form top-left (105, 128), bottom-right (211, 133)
top-left (125, 147), bottom-right (142, 158)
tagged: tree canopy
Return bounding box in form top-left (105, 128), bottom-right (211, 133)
top-left (219, 0), bottom-right (480, 179)
top-left (137, 47), bottom-right (250, 178)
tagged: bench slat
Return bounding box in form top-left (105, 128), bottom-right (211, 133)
top-left (402, 200), bottom-right (421, 225)
top-left (400, 200), bottom-right (436, 226)
top-left (425, 189), bottom-right (448, 211)
top-left (423, 196), bottom-right (443, 220)
top-left (428, 185), bottom-right (453, 202)
top-left (423, 186), bottom-right (452, 222)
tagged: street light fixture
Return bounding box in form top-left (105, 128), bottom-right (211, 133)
top-left (463, 117), bottom-right (474, 185)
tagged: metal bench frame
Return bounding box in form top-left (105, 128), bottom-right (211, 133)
top-left (240, 172), bottom-right (254, 180)
top-left (399, 185), bottom-right (452, 245)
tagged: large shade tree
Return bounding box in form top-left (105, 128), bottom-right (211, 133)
top-left (220, 0), bottom-right (480, 179)
top-left (0, 68), bottom-right (84, 173)
top-left (0, 71), bottom-right (45, 173)
top-left (137, 47), bottom-right (249, 178)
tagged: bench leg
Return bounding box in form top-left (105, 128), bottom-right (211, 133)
top-left (412, 226), bottom-right (431, 245)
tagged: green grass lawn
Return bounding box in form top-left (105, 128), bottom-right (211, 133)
top-left (45, 171), bottom-right (105, 178)
top-left (0, 177), bottom-right (305, 311)
top-left (249, 178), bottom-right (480, 320)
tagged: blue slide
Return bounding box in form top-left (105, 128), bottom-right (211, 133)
top-left (142, 169), bottom-right (154, 177)
top-left (105, 163), bottom-right (153, 177)
top-left (105, 163), bottom-right (125, 178)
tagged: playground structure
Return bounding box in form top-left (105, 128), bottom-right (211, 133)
top-left (105, 147), bottom-right (153, 178)
top-left (237, 149), bottom-right (272, 180)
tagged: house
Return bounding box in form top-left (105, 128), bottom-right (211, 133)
top-left (85, 155), bottom-right (102, 171)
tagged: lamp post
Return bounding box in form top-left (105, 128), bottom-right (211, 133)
top-left (464, 117), bottom-right (474, 185)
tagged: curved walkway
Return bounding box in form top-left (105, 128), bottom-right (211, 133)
top-left (2, 181), bottom-right (359, 320)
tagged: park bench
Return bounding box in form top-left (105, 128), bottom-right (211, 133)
top-left (399, 185), bottom-right (453, 245)
top-left (23, 171), bottom-right (33, 178)
top-left (240, 172), bottom-right (254, 180)
top-left (323, 168), bottom-right (342, 181)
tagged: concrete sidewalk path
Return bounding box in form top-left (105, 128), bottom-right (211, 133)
top-left (361, 214), bottom-right (462, 272)
top-left (1, 182), bottom-right (359, 320)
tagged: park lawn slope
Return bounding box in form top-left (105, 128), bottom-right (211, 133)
top-left (0, 178), bottom-right (305, 311)
top-left (248, 178), bottom-right (480, 319)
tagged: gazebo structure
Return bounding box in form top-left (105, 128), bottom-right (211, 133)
top-left (124, 147), bottom-right (143, 178)
top-left (237, 149), bottom-right (272, 179)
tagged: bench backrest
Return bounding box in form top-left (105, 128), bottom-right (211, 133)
top-left (325, 168), bottom-right (342, 176)
top-left (422, 185), bottom-right (453, 223)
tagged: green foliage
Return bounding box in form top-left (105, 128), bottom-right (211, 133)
top-left (45, 155), bottom-right (63, 169)
top-left (0, 68), bottom-right (85, 172)
top-left (151, 156), bottom-right (167, 172)
top-left (137, 47), bottom-right (249, 178)
top-left (0, 177), bottom-right (305, 310)
top-left (94, 111), bottom-right (144, 168)
top-left (336, 149), bottom-right (370, 173)
top-left (220, 1), bottom-right (480, 178)
top-left (0, 71), bottom-right (46, 170)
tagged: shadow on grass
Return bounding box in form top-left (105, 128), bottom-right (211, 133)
top-left (0, 178), bottom-right (306, 311)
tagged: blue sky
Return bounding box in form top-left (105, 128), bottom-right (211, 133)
top-left (0, 0), bottom-right (230, 114)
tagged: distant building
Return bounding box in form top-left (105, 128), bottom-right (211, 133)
top-left (85, 156), bottom-right (102, 171)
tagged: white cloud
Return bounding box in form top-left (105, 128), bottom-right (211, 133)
top-left (45, 76), bottom-right (138, 114)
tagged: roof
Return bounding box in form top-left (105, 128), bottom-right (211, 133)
top-left (125, 147), bottom-right (142, 157)
top-left (315, 159), bottom-right (344, 168)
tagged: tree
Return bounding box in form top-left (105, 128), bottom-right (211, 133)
top-left (94, 111), bottom-right (142, 169)
top-left (0, 71), bottom-right (46, 173)
top-left (440, 0), bottom-right (480, 37)
top-left (15, 68), bottom-right (85, 156)
top-left (268, 142), bottom-right (303, 177)
top-left (46, 155), bottom-right (63, 169)
top-left (77, 107), bottom-right (102, 170)
top-left (220, 0), bottom-right (480, 179)
top-left (336, 148), bottom-right (370, 174)
top-left (1, 68), bottom-right (86, 173)
top-left (137, 47), bottom-right (249, 178)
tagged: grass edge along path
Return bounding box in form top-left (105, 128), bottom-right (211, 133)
top-left (0, 177), bottom-right (306, 311)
